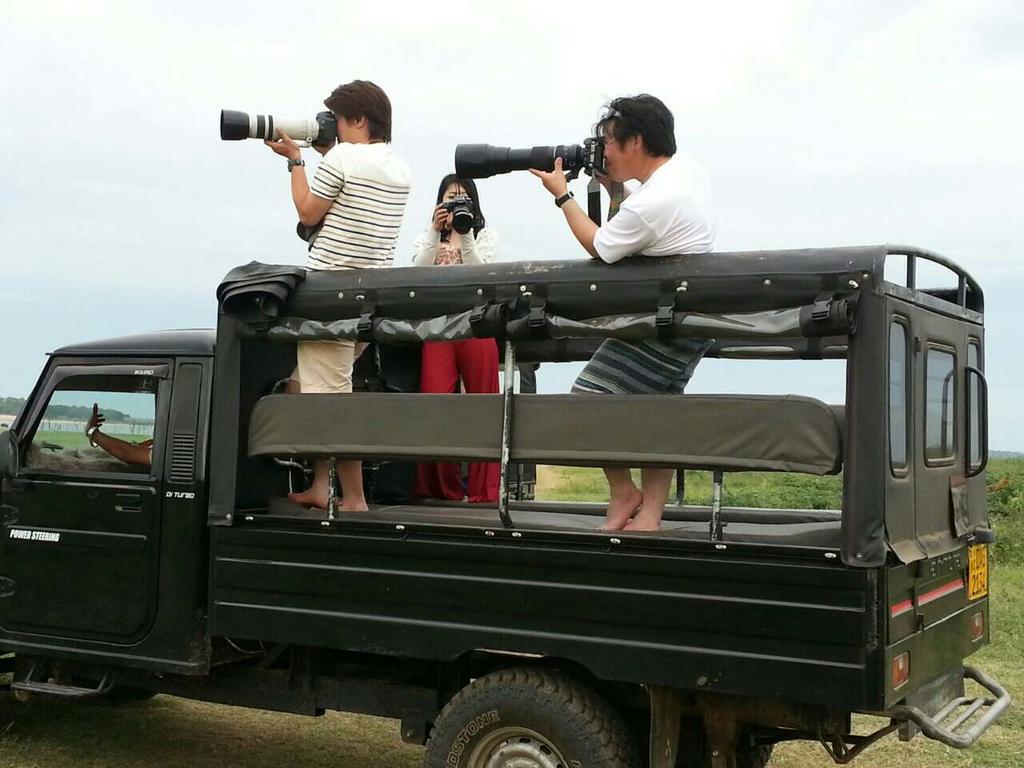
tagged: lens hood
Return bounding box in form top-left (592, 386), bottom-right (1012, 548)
top-left (220, 110), bottom-right (251, 141)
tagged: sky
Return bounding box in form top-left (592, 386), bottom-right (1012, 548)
top-left (0, 0), bottom-right (1021, 447)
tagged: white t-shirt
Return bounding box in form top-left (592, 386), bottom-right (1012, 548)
top-left (593, 154), bottom-right (715, 264)
top-left (308, 142), bottom-right (412, 271)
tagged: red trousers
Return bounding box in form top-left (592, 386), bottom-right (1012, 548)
top-left (415, 339), bottom-right (500, 503)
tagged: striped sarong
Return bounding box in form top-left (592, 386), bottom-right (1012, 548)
top-left (571, 338), bottom-right (710, 395)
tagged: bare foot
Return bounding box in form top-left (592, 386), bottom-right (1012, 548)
top-left (602, 487), bottom-right (644, 531)
top-left (288, 489), bottom-right (328, 509)
top-left (336, 501), bottom-right (369, 513)
top-left (623, 514), bottom-right (661, 532)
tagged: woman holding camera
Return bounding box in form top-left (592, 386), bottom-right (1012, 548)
top-left (412, 175), bottom-right (500, 503)
top-left (412, 175), bottom-right (498, 267)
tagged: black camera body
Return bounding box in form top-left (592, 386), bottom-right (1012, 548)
top-left (439, 195), bottom-right (476, 234)
top-left (454, 137), bottom-right (606, 180)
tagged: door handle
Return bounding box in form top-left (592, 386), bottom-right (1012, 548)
top-left (114, 492), bottom-right (143, 513)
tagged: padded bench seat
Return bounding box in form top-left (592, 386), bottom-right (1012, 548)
top-left (248, 393), bottom-right (844, 475)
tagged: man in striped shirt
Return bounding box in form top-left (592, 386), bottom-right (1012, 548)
top-left (265, 80), bottom-right (412, 512)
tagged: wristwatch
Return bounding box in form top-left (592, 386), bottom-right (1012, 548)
top-left (86, 425), bottom-right (99, 447)
top-left (287, 157), bottom-right (305, 171)
top-left (555, 191), bottom-right (574, 208)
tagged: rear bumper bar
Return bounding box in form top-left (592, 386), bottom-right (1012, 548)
top-left (889, 666), bottom-right (1011, 748)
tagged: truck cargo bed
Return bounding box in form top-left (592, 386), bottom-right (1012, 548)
top-left (209, 507), bottom-right (879, 710)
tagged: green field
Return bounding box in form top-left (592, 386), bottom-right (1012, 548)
top-left (0, 460), bottom-right (1021, 768)
top-left (30, 429), bottom-right (153, 452)
top-left (539, 464), bottom-right (845, 509)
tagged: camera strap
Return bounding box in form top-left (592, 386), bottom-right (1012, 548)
top-left (587, 175), bottom-right (602, 226)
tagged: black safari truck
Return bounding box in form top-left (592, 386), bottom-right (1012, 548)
top-left (0, 245), bottom-right (1009, 768)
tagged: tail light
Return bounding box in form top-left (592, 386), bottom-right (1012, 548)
top-left (969, 611), bottom-right (985, 642)
top-left (892, 652), bottom-right (911, 689)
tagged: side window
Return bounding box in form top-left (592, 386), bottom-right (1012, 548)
top-left (924, 347), bottom-right (956, 463)
top-left (25, 374), bottom-right (158, 476)
top-left (968, 340), bottom-right (983, 471)
top-left (888, 320), bottom-right (909, 473)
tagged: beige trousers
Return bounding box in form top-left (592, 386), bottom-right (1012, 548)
top-left (293, 340), bottom-right (368, 394)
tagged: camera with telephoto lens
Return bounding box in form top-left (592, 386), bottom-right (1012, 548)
top-left (219, 109), bottom-right (338, 147)
top-left (454, 137), bottom-right (606, 179)
top-left (438, 195), bottom-right (475, 235)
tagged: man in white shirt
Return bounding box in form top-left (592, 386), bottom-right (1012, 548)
top-left (265, 80), bottom-right (412, 513)
top-left (531, 94), bottom-right (716, 532)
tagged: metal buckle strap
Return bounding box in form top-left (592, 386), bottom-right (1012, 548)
top-left (357, 293), bottom-right (376, 341)
top-left (656, 283), bottom-right (676, 340)
top-left (527, 293), bottom-right (547, 338)
top-left (469, 303), bottom-right (490, 325)
top-left (811, 293), bottom-right (834, 322)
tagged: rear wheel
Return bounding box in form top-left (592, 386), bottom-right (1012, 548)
top-left (424, 667), bottom-right (640, 768)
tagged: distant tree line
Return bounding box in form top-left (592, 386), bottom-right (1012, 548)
top-left (46, 404), bottom-right (142, 423)
top-left (0, 396), bottom-right (150, 424)
top-left (0, 397), bottom-right (25, 416)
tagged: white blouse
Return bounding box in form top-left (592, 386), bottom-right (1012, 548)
top-left (412, 227), bottom-right (499, 266)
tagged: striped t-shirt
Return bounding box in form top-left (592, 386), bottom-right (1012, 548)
top-left (308, 142), bottom-right (411, 271)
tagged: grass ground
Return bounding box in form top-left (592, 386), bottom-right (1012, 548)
top-left (537, 465), bottom-right (844, 510)
top-left (0, 461), bottom-right (1021, 768)
top-left (30, 429), bottom-right (152, 452)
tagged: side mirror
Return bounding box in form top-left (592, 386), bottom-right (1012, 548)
top-left (0, 429), bottom-right (18, 478)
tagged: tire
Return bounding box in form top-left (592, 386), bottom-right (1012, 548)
top-left (424, 667), bottom-right (640, 768)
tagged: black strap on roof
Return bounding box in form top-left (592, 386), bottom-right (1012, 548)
top-left (217, 262), bottom-right (306, 321)
top-left (657, 282), bottom-right (678, 341)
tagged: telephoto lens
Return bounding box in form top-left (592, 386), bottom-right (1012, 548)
top-left (219, 110), bottom-right (337, 147)
top-left (455, 144), bottom-right (588, 178)
top-left (220, 110), bottom-right (254, 140)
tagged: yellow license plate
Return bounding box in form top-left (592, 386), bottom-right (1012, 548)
top-left (968, 544), bottom-right (989, 600)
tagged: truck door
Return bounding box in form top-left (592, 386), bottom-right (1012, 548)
top-left (912, 309), bottom-right (976, 548)
top-left (0, 363), bottom-right (168, 643)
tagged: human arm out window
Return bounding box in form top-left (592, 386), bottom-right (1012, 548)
top-left (25, 376), bottom-right (157, 475)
